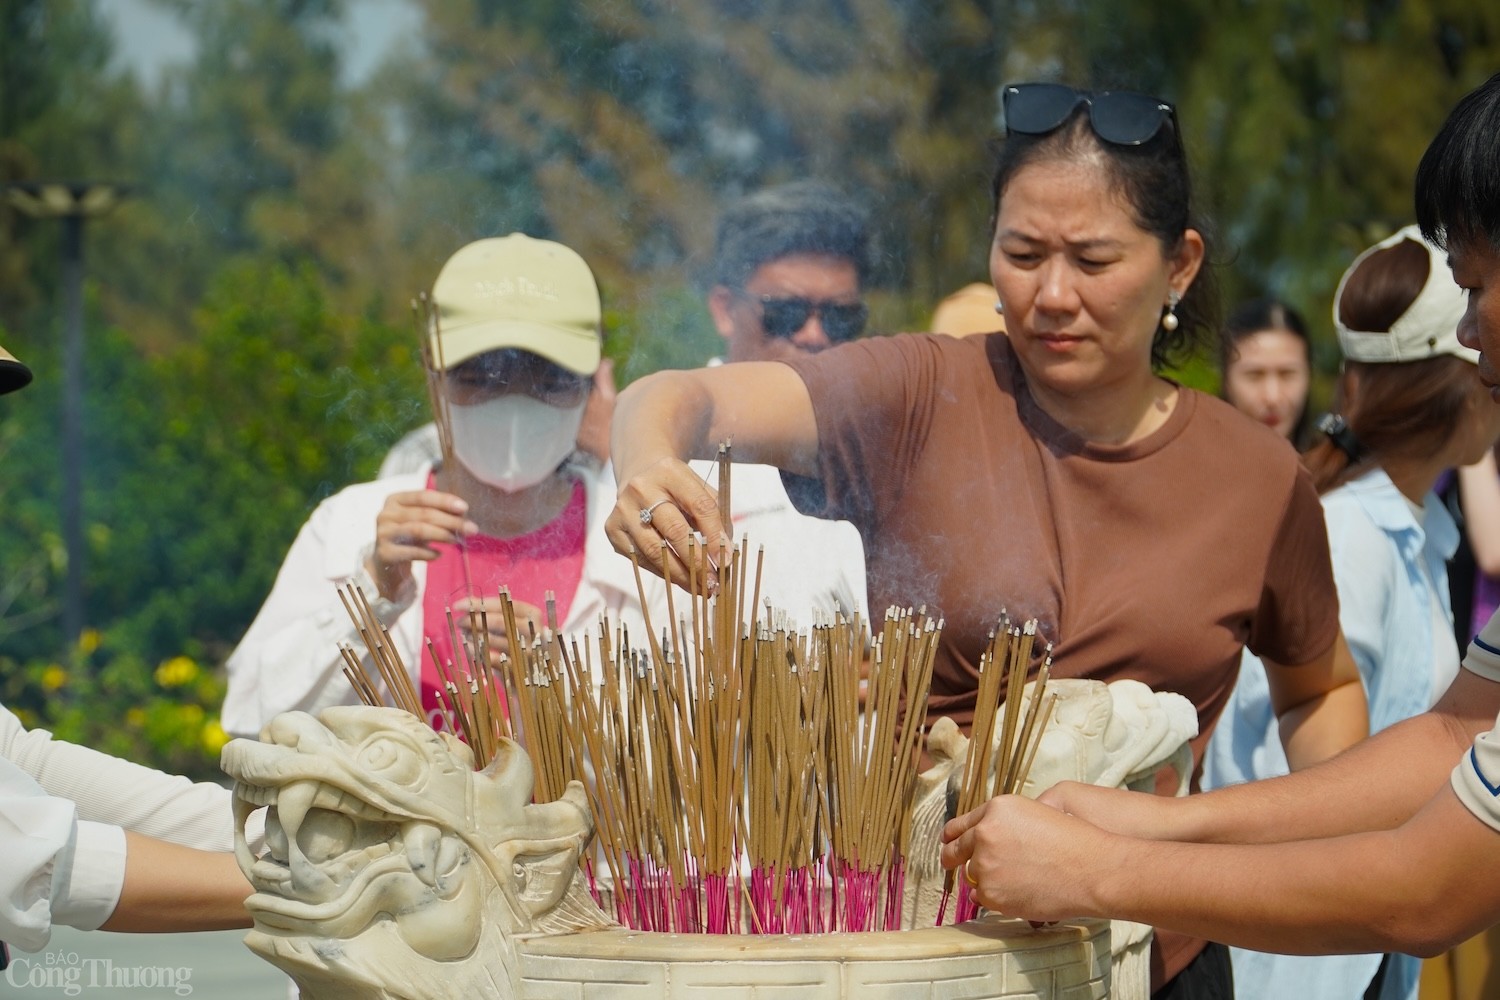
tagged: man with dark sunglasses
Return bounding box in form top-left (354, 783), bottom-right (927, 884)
top-left (688, 182), bottom-right (870, 624)
top-left (707, 180), bottom-right (871, 363)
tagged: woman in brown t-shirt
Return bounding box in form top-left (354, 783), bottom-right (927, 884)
top-left (604, 84), bottom-right (1368, 993)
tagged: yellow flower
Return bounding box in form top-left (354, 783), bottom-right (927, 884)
top-left (201, 720), bottom-right (229, 756)
top-left (40, 665), bottom-right (67, 692)
top-left (125, 707), bottom-right (147, 728)
top-left (78, 629), bottom-right (101, 655)
top-left (154, 656), bottom-right (199, 689)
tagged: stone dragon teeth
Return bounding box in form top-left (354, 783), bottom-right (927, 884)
top-left (233, 777), bottom-right (391, 821)
top-left (222, 706), bottom-right (609, 999)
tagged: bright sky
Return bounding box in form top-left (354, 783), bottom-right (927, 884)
top-left (94, 0), bottom-right (423, 89)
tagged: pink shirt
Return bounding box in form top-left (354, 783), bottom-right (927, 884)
top-left (419, 478), bottom-right (587, 728)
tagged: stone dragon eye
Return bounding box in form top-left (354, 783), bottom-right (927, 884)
top-left (357, 736), bottom-right (421, 786)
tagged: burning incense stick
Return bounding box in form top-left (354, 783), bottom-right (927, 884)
top-left (938, 618), bottom-right (1054, 924)
top-left (412, 292), bottom-right (476, 602)
top-left (337, 582), bottom-right (423, 718)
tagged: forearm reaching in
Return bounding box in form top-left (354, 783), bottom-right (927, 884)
top-left (1044, 667), bottom-right (1498, 846)
top-left (99, 832), bottom-right (252, 933)
top-left (606, 363), bottom-right (820, 584)
top-left (941, 783), bottom-right (1500, 959)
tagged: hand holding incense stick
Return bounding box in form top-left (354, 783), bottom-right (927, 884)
top-left (344, 294), bottom-right (484, 609)
top-left (365, 489), bottom-right (478, 602)
top-left (605, 440), bottom-right (737, 595)
top-left (449, 592), bottom-right (544, 665)
top-left (414, 291), bottom-right (477, 603)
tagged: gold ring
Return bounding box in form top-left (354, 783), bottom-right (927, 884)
top-left (962, 860), bottom-right (980, 890)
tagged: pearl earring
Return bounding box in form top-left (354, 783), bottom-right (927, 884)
top-left (1161, 290), bottom-right (1181, 333)
top-left (994, 300), bottom-right (1004, 315)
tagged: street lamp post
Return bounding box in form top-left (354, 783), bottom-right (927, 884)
top-left (4, 181), bottom-right (128, 652)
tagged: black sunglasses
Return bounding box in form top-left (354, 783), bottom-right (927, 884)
top-left (737, 292), bottom-right (868, 342)
top-left (1002, 83), bottom-right (1177, 147)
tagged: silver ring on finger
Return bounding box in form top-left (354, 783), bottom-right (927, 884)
top-left (639, 498), bottom-right (675, 526)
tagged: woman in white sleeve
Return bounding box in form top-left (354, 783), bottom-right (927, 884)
top-left (1, 344), bottom-right (257, 953)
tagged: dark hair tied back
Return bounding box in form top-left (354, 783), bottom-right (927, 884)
top-left (1314, 413), bottom-right (1364, 463)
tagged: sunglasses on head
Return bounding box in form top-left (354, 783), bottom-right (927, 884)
top-left (1002, 83), bottom-right (1177, 147)
top-left (737, 292), bottom-right (868, 342)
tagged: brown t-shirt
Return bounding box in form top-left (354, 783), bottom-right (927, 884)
top-left (784, 332), bottom-right (1339, 986)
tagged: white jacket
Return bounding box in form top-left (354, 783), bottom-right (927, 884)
top-left (0, 705), bottom-right (262, 951)
top-left (222, 462), bottom-right (672, 738)
top-left (691, 461), bottom-right (868, 627)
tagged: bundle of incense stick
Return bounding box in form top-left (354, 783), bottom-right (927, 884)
top-left (491, 580), bottom-right (943, 933)
top-left (339, 578), bottom-right (1050, 933)
top-left (338, 578), bottom-right (516, 769)
top-left (412, 291), bottom-right (475, 600)
top-left (335, 449), bottom-right (1058, 934)
top-left (337, 582), bottom-right (423, 719)
top-left (937, 617), bottom-right (1057, 925)
top-left (819, 604), bottom-right (941, 933)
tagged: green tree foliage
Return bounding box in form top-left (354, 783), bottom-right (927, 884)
top-left (0, 0), bottom-right (143, 328)
top-left (1, 265), bottom-right (423, 665)
top-left (1, 0), bottom-right (427, 774)
top-left (131, 0), bottom-right (414, 342)
top-left (391, 0), bottom-right (1007, 368)
top-left (92, 262), bottom-right (425, 661)
top-left (0, 267), bottom-right (422, 776)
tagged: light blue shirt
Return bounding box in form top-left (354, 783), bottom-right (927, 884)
top-left (1203, 468), bottom-right (1458, 1000)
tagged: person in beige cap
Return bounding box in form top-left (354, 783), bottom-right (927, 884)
top-left (222, 235), bottom-right (669, 738)
top-left (0, 337), bottom-right (260, 955)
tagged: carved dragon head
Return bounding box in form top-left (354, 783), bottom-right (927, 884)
top-left (222, 706), bottom-right (610, 1000)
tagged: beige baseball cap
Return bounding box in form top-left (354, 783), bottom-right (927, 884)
top-left (0, 343), bottom-right (33, 395)
top-left (428, 234), bottom-right (603, 374)
top-left (1333, 224), bottom-right (1477, 365)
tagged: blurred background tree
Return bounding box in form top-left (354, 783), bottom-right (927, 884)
top-left (0, 0), bottom-right (1495, 775)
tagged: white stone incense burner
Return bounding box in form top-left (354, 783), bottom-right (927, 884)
top-left (222, 678), bottom-right (1194, 999)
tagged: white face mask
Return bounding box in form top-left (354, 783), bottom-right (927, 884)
top-left (447, 394), bottom-right (586, 492)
